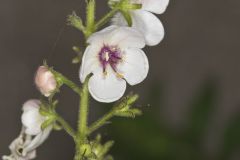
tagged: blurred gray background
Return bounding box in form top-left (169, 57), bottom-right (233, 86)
top-left (0, 0), bottom-right (240, 159)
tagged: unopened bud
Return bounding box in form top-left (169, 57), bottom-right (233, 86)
top-left (35, 66), bottom-right (57, 97)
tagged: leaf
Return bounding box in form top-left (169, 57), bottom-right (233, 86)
top-left (220, 115), bottom-right (240, 160)
top-left (184, 80), bottom-right (217, 145)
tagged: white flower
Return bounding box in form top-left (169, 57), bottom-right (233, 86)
top-left (80, 25), bottom-right (149, 103)
top-left (35, 66), bottom-right (57, 97)
top-left (2, 100), bottom-right (52, 160)
top-left (20, 100), bottom-right (52, 152)
top-left (112, 0), bottom-right (170, 46)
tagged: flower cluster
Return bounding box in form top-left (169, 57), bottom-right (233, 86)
top-left (3, 0), bottom-right (169, 160)
top-left (80, 0), bottom-right (169, 103)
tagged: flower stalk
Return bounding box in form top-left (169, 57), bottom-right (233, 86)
top-left (74, 76), bottom-right (90, 160)
top-left (49, 68), bottom-right (81, 94)
top-left (95, 8), bottom-right (119, 29)
top-left (55, 113), bottom-right (77, 140)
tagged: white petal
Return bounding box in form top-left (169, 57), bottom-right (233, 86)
top-left (22, 100), bottom-right (41, 112)
top-left (119, 48), bottom-right (149, 85)
top-left (112, 11), bottom-right (165, 46)
top-left (79, 45), bottom-right (102, 83)
top-left (142, 0), bottom-right (170, 14)
top-left (23, 126), bottom-right (52, 155)
top-left (111, 12), bottom-right (127, 26)
top-left (131, 10), bottom-right (165, 46)
top-left (88, 25), bottom-right (145, 49)
top-left (88, 69), bottom-right (126, 103)
top-left (107, 26), bottom-right (145, 48)
top-left (21, 109), bottom-right (45, 136)
top-left (87, 25), bottom-right (118, 45)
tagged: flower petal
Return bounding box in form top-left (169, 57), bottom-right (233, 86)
top-left (23, 126), bottom-right (52, 155)
top-left (87, 25), bottom-right (118, 45)
top-left (88, 25), bottom-right (145, 49)
top-left (22, 100), bottom-right (41, 112)
top-left (131, 10), bottom-right (165, 46)
top-left (107, 26), bottom-right (145, 48)
top-left (142, 0), bottom-right (170, 14)
top-left (88, 69), bottom-right (126, 103)
top-left (118, 48), bottom-right (149, 85)
top-left (79, 45), bottom-right (102, 83)
top-left (21, 109), bottom-right (45, 136)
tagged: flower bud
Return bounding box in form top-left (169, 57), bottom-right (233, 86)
top-left (35, 66), bottom-right (57, 97)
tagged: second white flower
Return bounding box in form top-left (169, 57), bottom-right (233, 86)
top-left (80, 25), bottom-right (149, 103)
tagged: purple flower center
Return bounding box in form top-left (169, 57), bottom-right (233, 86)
top-left (98, 45), bottom-right (122, 73)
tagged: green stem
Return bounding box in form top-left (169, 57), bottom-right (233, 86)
top-left (50, 69), bottom-right (81, 94)
top-left (85, 0), bottom-right (96, 38)
top-left (88, 108), bottom-right (116, 134)
top-left (55, 113), bottom-right (77, 140)
top-left (95, 8), bottom-right (119, 30)
top-left (74, 77), bottom-right (90, 160)
top-left (87, 94), bottom-right (139, 134)
top-left (78, 78), bottom-right (90, 140)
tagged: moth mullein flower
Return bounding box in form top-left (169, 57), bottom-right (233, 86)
top-left (80, 25), bottom-right (149, 103)
top-left (21, 100), bottom-right (52, 151)
top-left (3, 100), bottom-right (52, 160)
top-left (35, 66), bottom-right (57, 97)
top-left (112, 0), bottom-right (170, 46)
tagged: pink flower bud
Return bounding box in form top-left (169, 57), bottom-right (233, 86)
top-left (35, 66), bottom-right (57, 97)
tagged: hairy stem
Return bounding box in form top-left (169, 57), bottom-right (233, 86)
top-left (85, 0), bottom-right (96, 38)
top-left (78, 78), bottom-right (90, 141)
top-left (50, 69), bottom-right (81, 94)
top-left (95, 8), bottom-right (119, 30)
top-left (88, 109), bottom-right (116, 134)
top-left (75, 77), bottom-right (90, 160)
top-left (55, 113), bottom-right (77, 140)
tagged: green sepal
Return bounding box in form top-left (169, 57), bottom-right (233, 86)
top-left (114, 108), bottom-right (142, 118)
top-left (41, 118), bottom-right (55, 130)
top-left (80, 143), bottom-right (92, 157)
top-left (39, 108), bottom-right (50, 117)
top-left (104, 155), bottom-right (114, 160)
top-left (53, 122), bottom-right (63, 131)
top-left (67, 11), bottom-right (85, 32)
top-left (72, 46), bottom-right (82, 64)
top-left (99, 141), bottom-right (114, 158)
top-left (120, 10), bottom-right (132, 26)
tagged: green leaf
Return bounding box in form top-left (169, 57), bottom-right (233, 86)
top-left (184, 80), bottom-right (217, 146)
top-left (220, 115), bottom-right (240, 160)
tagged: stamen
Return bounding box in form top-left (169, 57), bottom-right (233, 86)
top-left (98, 45), bottom-right (123, 78)
top-left (103, 71), bottom-right (108, 77)
top-left (116, 72), bottom-right (124, 79)
top-left (104, 51), bottom-right (110, 61)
